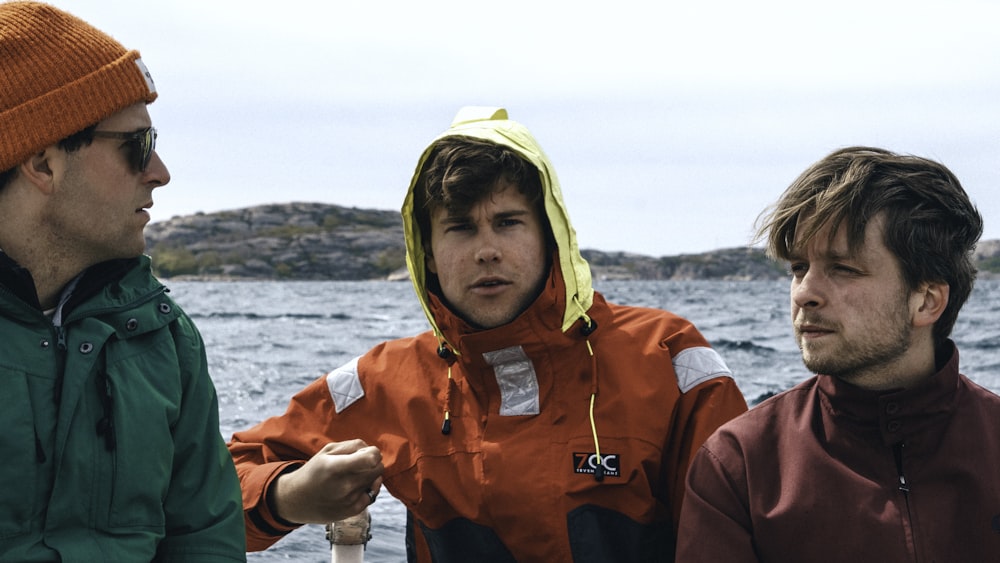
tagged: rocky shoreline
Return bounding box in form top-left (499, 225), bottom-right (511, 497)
top-left (145, 202), bottom-right (1000, 282)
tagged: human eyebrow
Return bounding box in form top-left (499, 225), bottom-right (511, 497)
top-left (826, 248), bottom-right (863, 264)
top-left (437, 214), bottom-right (475, 233)
top-left (440, 214), bottom-right (468, 223)
top-left (494, 209), bottom-right (531, 221)
top-left (818, 249), bottom-right (872, 277)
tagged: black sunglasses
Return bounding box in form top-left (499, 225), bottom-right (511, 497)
top-left (91, 127), bottom-right (157, 173)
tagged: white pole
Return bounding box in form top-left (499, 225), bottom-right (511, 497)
top-left (326, 509), bottom-right (371, 563)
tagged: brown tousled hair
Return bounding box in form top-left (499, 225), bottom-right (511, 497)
top-left (756, 146), bottom-right (983, 346)
top-left (413, 135), bottom-right (549, 246)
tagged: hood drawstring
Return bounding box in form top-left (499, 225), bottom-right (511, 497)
top-left (433, 315), bottom-right (603, 484)
top-left (438, 342), bottom-right (457, 435)
top-left (579, 314), bottom-right (604, 482)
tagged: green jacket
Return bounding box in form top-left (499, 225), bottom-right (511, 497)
top-left (0, 254), bottom-right (245, 562)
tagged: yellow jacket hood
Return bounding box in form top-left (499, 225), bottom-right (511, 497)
top-left (401, 106), bottom-right (594, 343)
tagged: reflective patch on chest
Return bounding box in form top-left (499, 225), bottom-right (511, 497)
top-left (326, 356), bottom-right (363, 413)
top-left (482, 345), bottom-right (539, 416)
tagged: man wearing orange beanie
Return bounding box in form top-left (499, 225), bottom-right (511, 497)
top-left (0, 2), bottom-right (245, 560)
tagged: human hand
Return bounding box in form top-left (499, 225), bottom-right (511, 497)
top-left (272, 440), bottom-right (384, 524)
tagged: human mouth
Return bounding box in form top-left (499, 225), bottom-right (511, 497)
top-left (795, 322), bottom-right (834, 339)
top-left (470, 276), bottom-right (510, 294)
top-left (135, 202), bottom-right (153, 223)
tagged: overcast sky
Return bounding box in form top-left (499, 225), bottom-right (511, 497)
top-left (55, 0), bottom-right (999, 256)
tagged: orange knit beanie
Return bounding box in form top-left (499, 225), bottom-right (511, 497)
top-left (0, 1), bottom-right (157, 171)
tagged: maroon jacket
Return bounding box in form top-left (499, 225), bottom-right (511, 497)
top-left (677, 343), bottom-right (1000, 562)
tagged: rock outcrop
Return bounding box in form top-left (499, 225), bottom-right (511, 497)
top-left (145, 203), bottom-right (1000, 281)
top-left (145, 203), bottom-right (405, 280)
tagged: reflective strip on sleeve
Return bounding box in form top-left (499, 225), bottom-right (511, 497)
top-left (673, 346), bottom-right (733, 393)
top-left (325, 356), bottom-right (364, 413)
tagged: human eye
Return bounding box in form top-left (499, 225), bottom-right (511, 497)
top-left (444, 221), bottom-right (473, 233)
top-left (788, 262), bottom-right (807, 278)
top-left (497, 211), bottom-right (532, 229)
top-left (498, 217), bottom-right (523, 228)
top-left (832, 263), bottom-right (863, 276)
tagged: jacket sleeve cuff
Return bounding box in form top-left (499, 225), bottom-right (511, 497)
top-left (245, 461), bottom-right (304, 539)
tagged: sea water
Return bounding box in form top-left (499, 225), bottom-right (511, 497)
top-left (170, 279), bottom-right (1000, 562)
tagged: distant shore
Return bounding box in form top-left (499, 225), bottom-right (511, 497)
top-left (146, 202), bottom-right (1000, 282)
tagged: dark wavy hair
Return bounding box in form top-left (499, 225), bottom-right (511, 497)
top-left (413, 135), bottom-right (549, 246)
top-left (756, 146), bottom-right (983, 346)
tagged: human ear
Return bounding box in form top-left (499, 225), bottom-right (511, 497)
top-left (912, 281), bottom-right (949, 328)
top-left (425, 247), bottom-right (438, 275)
top-left (18, 148), bottom-right (57, 195)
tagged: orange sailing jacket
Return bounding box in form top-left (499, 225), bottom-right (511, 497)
top-left (230, 266), bottom-right (747, 560)
top-left (229, 107), bottom-right (748, 561)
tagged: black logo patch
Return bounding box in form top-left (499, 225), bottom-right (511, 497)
top-left (573, 452), bottom-right (621, 478)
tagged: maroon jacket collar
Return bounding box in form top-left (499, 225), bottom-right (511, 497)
top-left (817, 341), bottom-right (961, 446)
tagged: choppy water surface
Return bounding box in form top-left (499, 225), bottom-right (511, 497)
top-left (169, 279), bottom-right (1000, 562)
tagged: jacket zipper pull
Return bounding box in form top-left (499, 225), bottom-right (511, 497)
top-left (893, 442), bottom-right (910, 493)
top-left (54, 325), bottom-right (67, 405)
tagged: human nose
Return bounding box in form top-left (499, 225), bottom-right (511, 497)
top-left (791, 269), bottom-right (824, 309)
top-left (144, 150), bottom-right (170, 188)
top-left (473, 231), bottom-right (501, 264)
